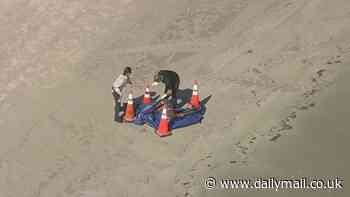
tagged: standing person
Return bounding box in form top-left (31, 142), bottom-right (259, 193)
top-left (152, 70), bottom-right (180, 108)
top-left (112, 66), bottom-right (132, 122)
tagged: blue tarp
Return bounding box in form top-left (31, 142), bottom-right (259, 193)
top-left (133, 102), bottom-right (203, 130)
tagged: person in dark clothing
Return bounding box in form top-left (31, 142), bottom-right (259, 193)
top-left (152, 70), bottom-right (180, 107)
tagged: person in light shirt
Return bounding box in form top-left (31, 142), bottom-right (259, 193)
top-left (112, 66), bottom-right (132, 122)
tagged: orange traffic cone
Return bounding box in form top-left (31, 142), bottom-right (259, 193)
top-left (123, 93), bottom-right (135, 122)
top-left (190, 80), bottom-right (200, 109)
top-left (156, 106), bottom-right (171, 137)
top-left (143, 86), bottom-right (151, 105)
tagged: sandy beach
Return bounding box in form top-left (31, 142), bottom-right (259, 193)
top-left (0, 0), bottom-right (350, 196)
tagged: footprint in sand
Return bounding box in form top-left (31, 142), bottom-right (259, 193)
top-left (269, 134), bottom-right (282, 142)
top-left (303, 89), bottom-right (318, 98)
top-left (326, 56), bottom-right (342, 65)
top-left (278, 120), bottom-right (293, 132)
top-left (267, 111), bottom-right (297, 143)
top-left (249, 136), bottom-right (257, 144)
top-left (298, 102), bottom-right (316, 110)
top-left (287, 111), bottom-right (297, 120)
top-left (317, 69), bottom-right (327, 77)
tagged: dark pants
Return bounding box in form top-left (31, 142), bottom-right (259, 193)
top-left (170, 88), bottom-right (179, 108)
top-left (170, 96), bottom-right (177, 108)
top-left (163, 87), bottom-right (178, 108)
top-left (112, 90), bottom-right (124, 122)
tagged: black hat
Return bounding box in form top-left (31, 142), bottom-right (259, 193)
top-left (123, 66), bottom-right (132, 75)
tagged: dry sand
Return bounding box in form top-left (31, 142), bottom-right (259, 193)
top-left (0, 0), bottom-right (350, 196)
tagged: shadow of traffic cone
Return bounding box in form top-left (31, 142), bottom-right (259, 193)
top-left (123, 93), bottom-right (135, 122)
top-left (143, 86), bottom-right (151, 105)
top-left (156, 106), bottom-right (171, 137)
top-left (190, 80), bottom-right (200, 109)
